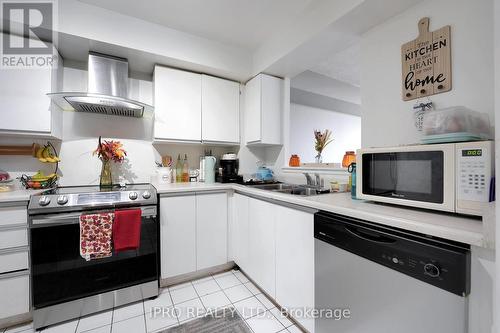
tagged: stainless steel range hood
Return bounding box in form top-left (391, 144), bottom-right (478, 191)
top-left (48, 52), bottom-right (153, 118)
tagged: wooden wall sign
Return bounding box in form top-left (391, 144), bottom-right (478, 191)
top-left (401, 17), bottom-right (451, 101)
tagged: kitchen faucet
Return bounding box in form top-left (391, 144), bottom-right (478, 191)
top-left (304, 173), bottom-right (323, 188)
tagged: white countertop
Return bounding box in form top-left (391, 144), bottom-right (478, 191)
top-left (154, 182), bottom-right (488, 248)
top-left (0, 188), bottom-right (37, 203)
top-left (0, 181), bottom-right (489, 248)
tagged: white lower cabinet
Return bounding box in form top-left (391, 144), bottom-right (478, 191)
top-left (160, 192), bottom-right (229, 279)
top-left (0, 204), bottom-right (30, 324)
top-left (196, 192), bottom-right (228, 270)
top-left (233, 195), bottom-right (315, 332)
top-left (275, 205), bottom-right (315, 333)
top-left (247, 197), bottom-right (276, 298)
top-left (160, 195), bottom-right (197, 278)
top-left (0, 272), bottom-right (29, 319)
top-left (233, 194), bottom-right (249, 271)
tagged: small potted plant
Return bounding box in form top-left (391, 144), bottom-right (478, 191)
top-left (314, 129), bottom-right (333, 163)
top-left (93, 136), bottom-right (126, 187)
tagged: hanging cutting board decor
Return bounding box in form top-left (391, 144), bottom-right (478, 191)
top-left (401, 17), bottom-right (451, 101)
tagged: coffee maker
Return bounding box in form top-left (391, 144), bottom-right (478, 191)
top-left (216, 153), bottom-right (243, 183)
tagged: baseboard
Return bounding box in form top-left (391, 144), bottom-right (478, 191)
top-left (0, 312), bottom-right (32, 330)
top-left (160, 261), bottom-right (236, 288)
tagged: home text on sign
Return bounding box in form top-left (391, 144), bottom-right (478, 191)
top-left (401, 17), bottom-right (451, 101)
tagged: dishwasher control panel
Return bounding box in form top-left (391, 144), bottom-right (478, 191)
top-left (315, 211), bottom-right (471, 296)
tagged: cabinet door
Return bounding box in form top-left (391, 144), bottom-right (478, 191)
top-left (0, 272), bottom-right (29, 319)
top-left (248, 197), bottom-right (276, 298)
top-left (244, 75), bottom-right (261, 143)
top-left (154, 66), bottom-right (201, 141)
top-left (201, 75), bottom-right (240, 144)
top-left (261, 74), bottom-right (282, 145)
top-left (196, 192), bottom-right (228, 270)
top-left (160, 195), bottom-right (196, 278)
top-left (0, 33), bottom-right (53, 133)
top-left (275, 205), bottom-right (315, 332)
top-left (233, 193), bottom-right (249, 271)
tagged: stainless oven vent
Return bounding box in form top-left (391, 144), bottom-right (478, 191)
top-left (48, 52), bottom-right (153, 118)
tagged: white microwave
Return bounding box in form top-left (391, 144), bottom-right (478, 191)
top-left (356, 141), bottom-right (494, 216)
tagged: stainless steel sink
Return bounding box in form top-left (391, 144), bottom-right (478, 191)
top-left (247, 183), bottom-right (295, 191)
top-left (248, 183), bottom-right (328, 196)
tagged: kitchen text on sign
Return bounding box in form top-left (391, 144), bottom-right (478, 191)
top-left (401, 17), bottom-right (451, 101)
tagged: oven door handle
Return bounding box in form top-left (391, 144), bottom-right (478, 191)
top-left (31, 206), bottom-right (157, 226)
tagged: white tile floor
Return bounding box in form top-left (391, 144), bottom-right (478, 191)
top-left (1, 269), bottom-right (303, 333)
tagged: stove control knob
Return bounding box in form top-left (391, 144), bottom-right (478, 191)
top-left (38, 196), bottom-right (51, 206)
top-left (57, 195), bottom-right (68, 205)
top-left (142, 191), bottom-right (151, 199)
top-left (129, 192), bottom-right (138, 200)
top-left (424, 263), bottom-right (440, 278)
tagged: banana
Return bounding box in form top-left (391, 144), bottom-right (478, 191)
top-left (45, 157), bottom-right (57, 163)
top-left (32, 171), bottom-right (49, 181)
top-left (37, 145), bottom-right (61, 163)
top-left (35, 147), bottom-right (44, 159)
top-left (42, 146), bottom-right (50, 159)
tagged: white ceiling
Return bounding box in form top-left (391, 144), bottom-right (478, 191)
top-left (309, 42), bottom-right (361, 87)
top-left (78, 0), bottom-right (314, 50)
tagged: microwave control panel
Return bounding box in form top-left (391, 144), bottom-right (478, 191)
top-left (457, 142), bottom-right (492, 203)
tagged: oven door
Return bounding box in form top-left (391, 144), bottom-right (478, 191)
top-left (357, 144), bottom-right (455, 212)
top-left (29, 206), bottom-right (159, 309)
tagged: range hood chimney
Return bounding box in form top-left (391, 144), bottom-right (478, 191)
top-left (48, 52), bottom-right (153, 118)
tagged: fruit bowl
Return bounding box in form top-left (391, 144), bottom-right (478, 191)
top-left (19, 172), bottom-right (58, 189)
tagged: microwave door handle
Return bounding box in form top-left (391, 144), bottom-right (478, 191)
top-left (390, 153), bottom-right (398, 190)
top-left (344, 226), bottom-right (397, 244)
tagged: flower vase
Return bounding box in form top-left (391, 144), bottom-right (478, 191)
top-left (100, 159), bottom-right (112, 187)
top-left (315, 153), bottom-right (323, 164)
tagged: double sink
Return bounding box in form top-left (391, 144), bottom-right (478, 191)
top-left (248, 183), bottom-right (329, 196)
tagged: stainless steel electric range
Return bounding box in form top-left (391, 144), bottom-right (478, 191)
top-left (27, 184), bottom-right (159, 330)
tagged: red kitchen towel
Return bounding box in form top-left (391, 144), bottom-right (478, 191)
top-left (80, 212), bottom-right (114, 261)
top-left (113, 209), bottom-right (142, 252)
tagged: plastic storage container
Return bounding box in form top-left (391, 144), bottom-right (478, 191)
top-left (422, 107), bottom-right (491, 143)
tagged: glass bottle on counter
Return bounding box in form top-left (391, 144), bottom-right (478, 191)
top-left (348, 163), bottom-right (357, 199)
top-left (182, 154), bottom-right (189, 182)
top-left (175, 154), bottom-right (182, 183)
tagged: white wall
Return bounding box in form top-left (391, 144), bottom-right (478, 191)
top-left (289, 103), bottom-right (361, 164)
top-left (361, 0), bottom-right (495, 148)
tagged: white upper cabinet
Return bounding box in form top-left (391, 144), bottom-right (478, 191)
top-left (154, 66), bottom-right (202, 142)
top-left (244, 73), bottom-right (283, 145)
top-left (0, 33), bottom-right (62, 138)
top-left (154, 66), bottom-right (240, 144)
top-left (201, 75), bottom-right (240, 144)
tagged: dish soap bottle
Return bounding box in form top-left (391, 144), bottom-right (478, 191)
top-left (175, 154), bottom-right (182, 183)
top-left (182, 154), bottom-right (189, 182)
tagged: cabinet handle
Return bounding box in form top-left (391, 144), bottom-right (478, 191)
top-left (0, 269), bottom-right (29, 280)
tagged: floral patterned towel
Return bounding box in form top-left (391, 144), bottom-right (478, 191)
top-left (80, 212), bottom-right (114, 261)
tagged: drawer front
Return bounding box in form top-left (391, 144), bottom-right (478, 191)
top-left (0, 228), bottom-right (28, 250)
top-left (0, 249), bottom-right (29, 274)
top-left (0, 206), bottom-right (27, 227)
top-left (0, 272), bottom-right (29, 319)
